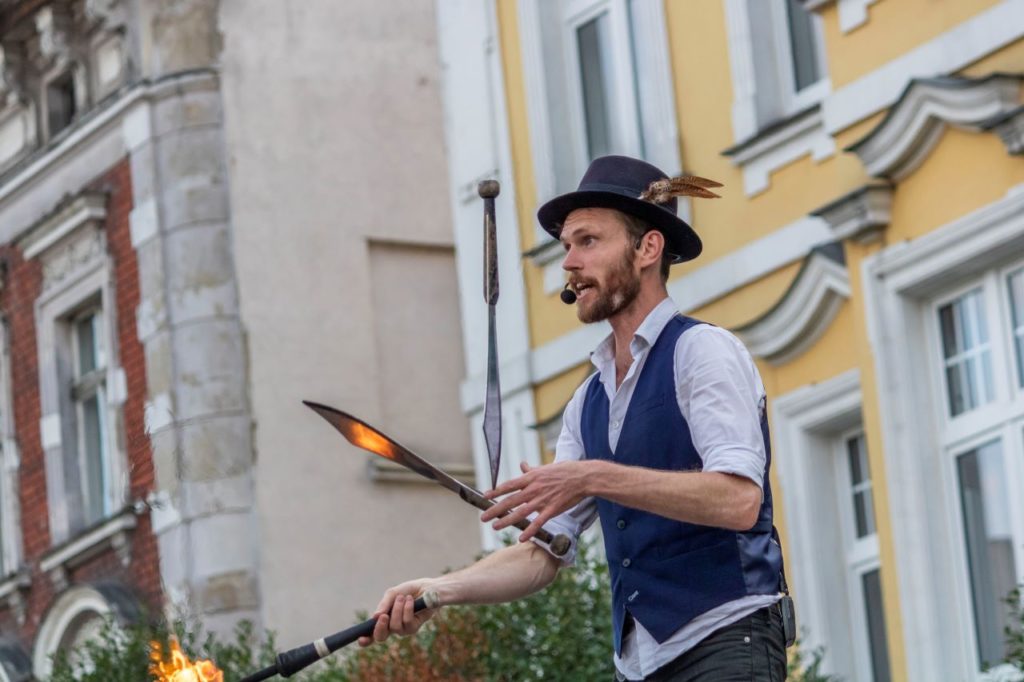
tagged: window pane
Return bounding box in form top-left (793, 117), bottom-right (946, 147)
top-left (76, 315), bottom-right (97, 375)
top-left (862, 568), bottom-right (892, 682)
top-left (1009, 268), bottom-right (1024, 388)
top-left (957, 441), bottom-right (1016, 668)
top-left (81, 395), bottom-right (106, 525)
top-left (847, 434), bottom-right (876, 539)
top-left (577, 14), bottom-right (612, 160)
top-left (939, 289), bottom-right (994, 416)
top-left (786, 0), bottom-right (820, 91)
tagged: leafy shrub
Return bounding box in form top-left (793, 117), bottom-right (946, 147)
top-left (47, 541), bottom-right (613, 681)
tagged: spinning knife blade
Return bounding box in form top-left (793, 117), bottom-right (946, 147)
top-left (479, 180), bottom-right (502, 489)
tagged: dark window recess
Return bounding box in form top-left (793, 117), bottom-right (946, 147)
top-left (47, 72), bottom-right (77, 137)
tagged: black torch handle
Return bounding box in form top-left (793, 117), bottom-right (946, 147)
top-left (239, 596), bottom-right (435, 682)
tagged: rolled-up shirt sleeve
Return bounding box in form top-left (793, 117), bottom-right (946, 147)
top-left (674, 325), bottom-right (767, 488)
top-left (531, 375), bottom-right (600, 565)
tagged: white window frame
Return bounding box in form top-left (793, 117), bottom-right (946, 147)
top-left (561, 0), bottom-right (643, 181)
top-left (1002, 263), bottom-right (1024, 395)
top-left (862, 184), bottom-right (1024, 679)
top-left (518, 0), bottom-right (684, 242)
top-left (68, 303), bottom-right (112, 526)
top-left (771, 369), bottom-right (875, 680)
top-left (31, 585), bottom-right (111, 678)
top-left (0, 319), bottom-right (23, 579)
top-left (769, 0), bottom-right (831, 116)
top-left (834, 428), bottom-right (888, 682)
top-left (724, 0), bottom-right (830, 143)
top-left (27, 196), bottom-right (128, 546)
top-left (924, 266), bottom-right (1024, 672)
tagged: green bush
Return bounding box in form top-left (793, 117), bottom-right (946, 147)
top-left (47, 541), bottom-right (613, 681)
top-left (1004, 586), bottom-right (1024, 672)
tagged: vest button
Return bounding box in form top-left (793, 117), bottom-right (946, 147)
top-left (616, 519), bottom-right (626, 530)
top-left (622, 558), bottom-right (631, 568)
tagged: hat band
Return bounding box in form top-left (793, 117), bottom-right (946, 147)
top-left (577, 181), bottom-right (648, 198)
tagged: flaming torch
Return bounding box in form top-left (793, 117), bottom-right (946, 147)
top-left (150, 639), bottom-right (223, 682)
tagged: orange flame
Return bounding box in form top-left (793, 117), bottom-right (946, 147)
top-left (348, 421), bottom-right (397, 460)
top-left (150, 639), bottom-right (223, 682)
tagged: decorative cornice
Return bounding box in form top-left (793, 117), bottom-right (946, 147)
top-left (811, 182), bottom-right (893, 243)
top-left (722, 105), bottom-right (835, 196)
top-left (39, 509), bottom-right (136, 590)
top-left (845, 73), bottom-right (1024, 179)
top-left (801, 0), bottom-right (880, 33)
top-left (18, 190), bottom-right (106, 258)
top-left (980, 104), bottom-right (1024, 155)
top-left (734, 243), bottom-right (849, 365)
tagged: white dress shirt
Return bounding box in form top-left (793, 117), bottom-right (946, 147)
top-left (536, 297), bottom-right (780, 680)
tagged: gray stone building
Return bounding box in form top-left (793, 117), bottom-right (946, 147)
top-left (0, 0), bottom-right (479, 674)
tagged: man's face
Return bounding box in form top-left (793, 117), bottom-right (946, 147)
top-left (560, 208), bottom-right (642, 323)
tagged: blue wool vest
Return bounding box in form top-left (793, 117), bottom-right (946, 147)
top-left (581, 315), bottom-right (782, 654)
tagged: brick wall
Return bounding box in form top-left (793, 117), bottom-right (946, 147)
top-left (0, 156), bottom-right (164, 652)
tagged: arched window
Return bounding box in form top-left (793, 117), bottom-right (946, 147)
top-left (32, 584), bottom-right (139, 678)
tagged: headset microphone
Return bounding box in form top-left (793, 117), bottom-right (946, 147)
top-left (560, 283), bottom-right (577, 304)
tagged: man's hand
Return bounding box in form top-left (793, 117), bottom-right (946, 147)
top-left (358, 578), bottom-right (439, 647)
top-left (482, 460), bottom-right (591, 542)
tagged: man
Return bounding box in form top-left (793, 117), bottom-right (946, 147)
top-left (361, 155), bottom-right (789, 681)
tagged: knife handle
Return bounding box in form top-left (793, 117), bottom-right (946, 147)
top-left (459, 487), bottom-right (571, 557)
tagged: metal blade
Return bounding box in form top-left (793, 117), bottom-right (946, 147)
top-left (480, 181), bottom-right (502, 490)
top-left (482, 306), bottom-right (501, 490)
top-left (303, 400), bottom-right (471, 498)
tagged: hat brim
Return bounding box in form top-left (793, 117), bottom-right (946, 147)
top-left (537, 191), bottom-right (702, 264)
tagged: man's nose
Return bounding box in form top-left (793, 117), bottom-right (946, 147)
top-left (562, 246), bottom-right (581, 271)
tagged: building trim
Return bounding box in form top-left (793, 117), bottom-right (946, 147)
top-left (801, 0), bottom-right (881, 33)
top-left (19, 192), bottom-right (107, 259)
top-left (822, 0), bottom-right (1024, 135)
top-left (812, 182), bottom-right (893, 243)
top-left (735, 243), bottom-right (849, 365)
top-left (845, 74), bottom-right (1023, 179)
top-left (862, 182), bottom-right (1024, 679)
top-left (39, 509), bottom-right (137, 589)
top-left (723, 106), bottom-right (836, 196)
top-left (32, 585), bottom-right (112, 678)
top-left (771, 368), bottom-right (863, 678)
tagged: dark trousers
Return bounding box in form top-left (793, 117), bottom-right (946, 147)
top-left (615, 604), bottom-right (787, 682)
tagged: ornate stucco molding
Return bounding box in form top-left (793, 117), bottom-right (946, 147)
top-left (734, 242), bottom-right (849, 365)
top-left (811, 181), bottom-right (893, 244)
top-left (801, 0), bottom-right (880, 33)
top-left (845, 73), bottom-right (1024, 179)
top-left (981, 104), bottom-right (1024, 156)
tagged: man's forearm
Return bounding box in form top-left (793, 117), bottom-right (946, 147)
top-left (428, 541), bottom-right (561, 606)
top-left (585, 459), bottom-right (762, 531)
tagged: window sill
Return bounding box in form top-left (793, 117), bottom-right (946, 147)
top-left (721, 105), bottom-right (835, 197)
top-left (0, 569), bottom-right (31, 624)
top-left (40, 509), bottom-right (137, 590)
top-left (368, 458), bottom-right (476, 486)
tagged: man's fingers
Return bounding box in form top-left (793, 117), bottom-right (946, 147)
top-left (373, 613), bottom-right (390, 642)
top-left (485, 469), bottom-right (535, 499)
top-left (520, 461), bottom-right (533, 473)
top-left (374, 590), bottom-right (397, 617)
top-left (492, 499), bottom-right (540, 531)
top-left (481, 489), bottom-right (529, 521)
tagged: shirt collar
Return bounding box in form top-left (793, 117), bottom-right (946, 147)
top-left (590, 296), bottom-right (679, 369)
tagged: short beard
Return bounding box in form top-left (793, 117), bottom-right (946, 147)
top-left (578, 246), bottom-right (641, 323)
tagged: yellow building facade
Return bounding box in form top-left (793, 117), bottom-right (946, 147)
top-left (437, 1), bottom-right (1024, 680)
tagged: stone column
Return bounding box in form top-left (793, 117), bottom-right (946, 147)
top-left (122, 0), bottom-right (259, 633)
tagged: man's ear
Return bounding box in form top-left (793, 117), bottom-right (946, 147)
top-left (639, 230), bottom-right (666, 270)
